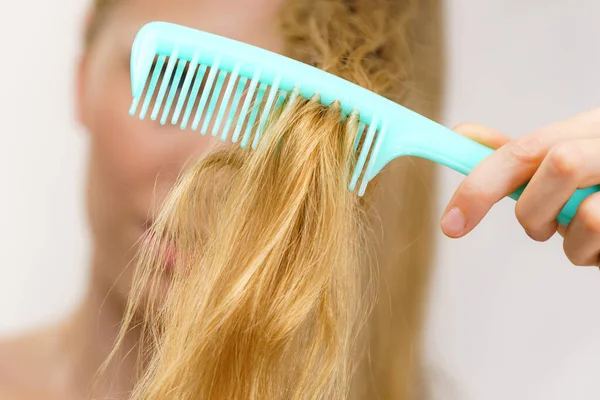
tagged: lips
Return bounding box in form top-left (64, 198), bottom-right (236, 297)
top-left (140, 220), bottom-right (178, 271)
top-left (163, 240), bottom-right (178, 270)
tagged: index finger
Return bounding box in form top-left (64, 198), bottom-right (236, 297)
top-left (441, 133), bottom-right (548, 237)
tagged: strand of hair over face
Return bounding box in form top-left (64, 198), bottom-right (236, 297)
top-left (113, 93), bottom-right (374, 400)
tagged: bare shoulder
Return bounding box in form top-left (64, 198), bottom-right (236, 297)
top-left (0, 324), bottom-right (66, 399)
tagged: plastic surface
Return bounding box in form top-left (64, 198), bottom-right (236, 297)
top-left (129, 21), bottom-right (599, 225)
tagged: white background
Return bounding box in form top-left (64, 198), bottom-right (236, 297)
top-left (1, 1), bottom-right (599, 399)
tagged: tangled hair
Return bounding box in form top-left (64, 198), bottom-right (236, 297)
top-left (93, 0), bottom-right (444, 399)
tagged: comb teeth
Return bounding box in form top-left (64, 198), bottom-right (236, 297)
top-left (151, 46), bottom-right (179, 120)
top-left (359, 122), bottom-right (387, 195)
top-left (232, 69), bottom-right (261, 143)
top-left (253, 75), bottom-right (281, 149)
top-left (181, 64), bottom-right (207, 129)
top-left (200, 69), bottom-right (227, 135)
top-left (172, 51), bottom-right (200, 124)
top-left (349, 116), bottom-right (379, 192)
top-left (191, 57), bottom-right (221, 131)
top-left (353, 122), bottom-right (366, 153)
top-left (127, 22), bottom-right (412, 196)
top-left (211, 64), bottom-right (240, 137)
top-left (160, 58), bottom-right (186, 124)
top-left (220, 76), bottom-right (247, 142)
top-left (129, 55), bottom-right (294, 149)
top-left (136, 55), bottom-right (165, 119)
top-left (128, 49), bottom-right (382, 194)
top-left (129, 25), bottom-right (385, 195)
top-left (241, 83), bottom-right (267, 149)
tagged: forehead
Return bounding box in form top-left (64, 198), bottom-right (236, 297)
top-left (106, 0), bottom-right (285, 55)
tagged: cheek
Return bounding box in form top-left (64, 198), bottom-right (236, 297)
top-left (86, 73), bottom-right (217, 218)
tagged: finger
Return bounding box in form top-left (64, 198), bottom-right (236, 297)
top-left (515, 139), bottom-right (600, 241)
top-left (441, 133), bottom-right (547, 238)
top-left (453, 123), bottom-right (511, 150)
top-left (543, 107), bottom-right (600, 139)
top-left (563, 192), bottom-right (600, 266)
top-left (442, 108), bottom-right (600, 238)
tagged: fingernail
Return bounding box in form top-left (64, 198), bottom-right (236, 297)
top-left (441, 208), bottom-right (467, 237)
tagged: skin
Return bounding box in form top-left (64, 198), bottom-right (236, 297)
top-left (0, 0), bottom-right (283, 398)
top-left (443, 107), bottom-right (600, 267)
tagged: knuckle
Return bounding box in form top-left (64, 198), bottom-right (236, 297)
top-left (564, 247), bottom-right (588, 266)
top-left (525, 229), bottom-right (545, 242)
top-left (523, 226), bottom-right (553, 242)
top-left (547, 143), bottom-right (582, 179)
top-left (515, 202), bottom-right (534, 230)
top-left (515, 201), bottom-right (555, 242)
top-left (508, 135), bottom-right (544, 165)
top-left (515, 201), bottom-right (538, 232)
top-left (461, 179), bottom-right (493, 204)
top-left (577, 195), bottom-right (600, 234)
top-left (563, 243), bottom-right (596, 266)
top-left (562, 239), bottom-right (590, 267)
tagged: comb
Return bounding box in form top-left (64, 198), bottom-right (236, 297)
top-left (129, 21), bottom-right (599, 225)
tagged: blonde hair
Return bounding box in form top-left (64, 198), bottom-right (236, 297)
top-left (90, 0), bottom-right (444, 399)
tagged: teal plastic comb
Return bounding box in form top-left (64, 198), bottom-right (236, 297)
top-left (129, 21), bottom-right (599, 226)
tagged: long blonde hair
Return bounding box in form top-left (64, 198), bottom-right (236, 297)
top-left (90, 0), bottom-right (444, 398)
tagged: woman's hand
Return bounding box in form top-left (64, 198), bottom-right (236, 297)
top-left (441, 107), bottom-right (600, 266)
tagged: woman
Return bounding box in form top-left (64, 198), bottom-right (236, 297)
top-left (1, 0), bottom-right (599, 398)
top-left (0, 0), bottom-right (289, 398)
top-left (0, 0), bottom-right (444, 398)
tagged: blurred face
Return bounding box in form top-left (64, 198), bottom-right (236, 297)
top-left (77, 0), bottom-right (284, 300)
